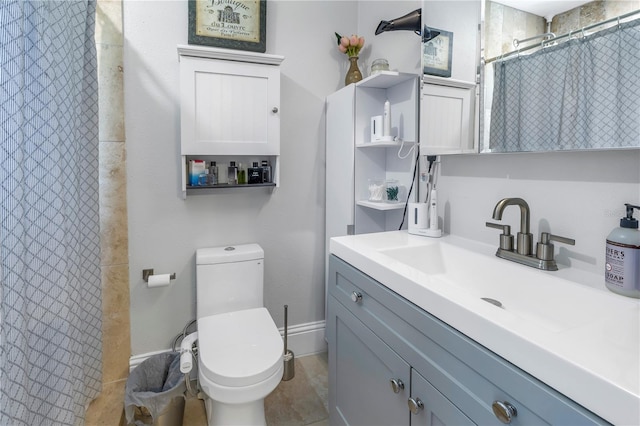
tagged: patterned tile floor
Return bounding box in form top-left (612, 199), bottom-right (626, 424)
top-left (183, 352), bottom-right (329, 426)
top-left (85, 352), bottom-right (329, 425)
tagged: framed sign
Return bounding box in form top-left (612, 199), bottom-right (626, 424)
top-left (189, 0), bottom-right (267, 53)
top-left (422, 28), bottom-right (453, 78)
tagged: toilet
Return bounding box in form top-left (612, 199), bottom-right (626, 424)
top-left (196, 244), bottom-right (283, 426)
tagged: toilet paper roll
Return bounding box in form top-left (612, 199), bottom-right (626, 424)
top-left (147, 273), bottom-right (171, 288)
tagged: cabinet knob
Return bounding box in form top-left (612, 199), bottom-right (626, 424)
top-left (492, 401), bottom-right (517, 424)
top-left (272, 107), bottom-right (279, 113)
top-left (389, 378), bottom-right (404, 393)
top-left (407, 397), bottom-right (424, 415)
top-left (351, 291), bottom-right (363, 303)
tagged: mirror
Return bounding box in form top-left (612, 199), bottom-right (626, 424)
top-left (480, 0), bottom-right (640, 153)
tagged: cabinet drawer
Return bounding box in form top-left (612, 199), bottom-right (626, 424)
top-left (328, 255), bottom-right (608, 425)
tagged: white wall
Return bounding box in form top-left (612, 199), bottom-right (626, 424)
top-left (124, 0), bottom-right (358, 355)
top-left (124, 0), bottom-right (640, 355)
top-left (437, 150), bottom-right (640, 277)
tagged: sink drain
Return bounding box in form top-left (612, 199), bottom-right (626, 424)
top-left (481, 297), bottom-right (503, 308)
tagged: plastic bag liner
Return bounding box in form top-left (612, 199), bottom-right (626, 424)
top-left (124, 352), bottom-right (186, 425)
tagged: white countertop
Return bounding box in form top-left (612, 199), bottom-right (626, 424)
top-left (330, 231), bottom-right (640, 425)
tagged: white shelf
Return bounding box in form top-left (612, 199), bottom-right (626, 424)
top-left (357, 71), bottom-right (417, 89)
top-left (356, 140), bottom-right (416, 148)
top-left (356, 200), bottom-right (405, 211)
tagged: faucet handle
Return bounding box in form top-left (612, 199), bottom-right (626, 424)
top-left (486, 222), bottom-right (513, 251)
top-left (536, 232), bottom-right (575, 261)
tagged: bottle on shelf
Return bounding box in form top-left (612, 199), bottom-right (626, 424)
top-left (198, 169), bottom-right (209, 186)
top-left (207, 161), bottom-right (218, 185)
top-left (189, 159), bottom-right (206, 186)
top-left (249, 162), bottom-right (263, 184)
top-left (261, 160), bottom-right (272, 183)
top-left (238, 163), bottom-right (247, 184)
top-left (228, 161), bottom-right (238, 185)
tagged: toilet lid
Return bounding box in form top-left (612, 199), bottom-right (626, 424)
top-left (198, 308), bottom-right (284, 387)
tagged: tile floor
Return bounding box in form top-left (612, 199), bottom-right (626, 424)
top-left (86, 352), bottom-right (328, 426)
top-left (183, 352), bottom-right (329, 426)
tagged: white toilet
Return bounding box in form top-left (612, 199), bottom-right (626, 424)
top-left (196, 244), bottom-right (283, 426)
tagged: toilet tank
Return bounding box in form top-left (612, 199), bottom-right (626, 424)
top-left (196, 244), bottom-right (264, 318)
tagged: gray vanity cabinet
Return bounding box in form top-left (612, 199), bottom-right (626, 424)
top-left (327, 255), bottom-right (609, 426)
top-left (328, 299), bottom-right (410, 425)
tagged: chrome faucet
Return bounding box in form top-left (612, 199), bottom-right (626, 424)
top-left (486, 198), bottom-right (575, 271)
top-left (491, 197), bottom-right (533, 255)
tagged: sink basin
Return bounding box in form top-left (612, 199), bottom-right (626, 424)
top-left (379, 243), bottom-right (637, 332)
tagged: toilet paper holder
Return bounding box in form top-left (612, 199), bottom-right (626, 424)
top-left (142, 269), bottom-right (176, 282)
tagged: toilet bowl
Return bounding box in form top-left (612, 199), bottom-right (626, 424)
top-left (195, 244), bottom-right (283, 425)
top-left (198, 308), bottom-right (283, 425)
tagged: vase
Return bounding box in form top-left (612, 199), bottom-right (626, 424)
top-left (345, 56), bottom-right (363, 85)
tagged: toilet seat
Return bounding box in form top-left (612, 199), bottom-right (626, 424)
top-left (198, 307), bottom-right (283, 388)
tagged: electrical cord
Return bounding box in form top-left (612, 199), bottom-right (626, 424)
top-left (172, 319), bottom-right (197, 352)
top-left (398, 145), bottom-right (420, 230)
top-left (423, 155), bottom-right (438, 204)
top-left (396, 138), bottom-right (416, 159)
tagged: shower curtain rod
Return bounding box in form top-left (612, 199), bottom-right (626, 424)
top-left (485, 8), bottom-right (640, 64)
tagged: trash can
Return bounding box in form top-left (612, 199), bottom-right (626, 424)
top-left (124, 352), bottom-right (186, 426)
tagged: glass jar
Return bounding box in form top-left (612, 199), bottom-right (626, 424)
top-left (368, 179), bottom-right (386, 202)
top-left (385, 179), bottom-right (400, 203)
top-left (371, 58), bottom-right (390, 75)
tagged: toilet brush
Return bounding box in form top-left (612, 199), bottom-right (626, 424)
top-left (282, 305), bottom-right (295, 381)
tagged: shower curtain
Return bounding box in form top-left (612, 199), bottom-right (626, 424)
top-left (0, 1), bottom-right (102, 424)
top-left (490, 18), bottom-right (640, 152)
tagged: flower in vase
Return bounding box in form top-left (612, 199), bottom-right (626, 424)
top-left (335, 32), bottom-right (365, 57)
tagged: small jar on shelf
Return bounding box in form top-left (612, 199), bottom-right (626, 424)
top-left (385, 179), bottom-right (400, 203)
top-left (368, 179), bottom-right (386, 202)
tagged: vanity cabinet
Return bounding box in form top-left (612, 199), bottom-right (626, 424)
top-left (177, 45), bottom-right (284, 197)
top-left (420, 75), bottom-right (477, 155)
top-left (327, 255), bottom-right (609, 426)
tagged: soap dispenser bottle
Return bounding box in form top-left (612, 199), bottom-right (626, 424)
top-left (605, 203), bottom-right (640, 298)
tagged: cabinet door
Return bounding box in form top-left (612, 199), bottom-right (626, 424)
top-left (409, 369), bottom-right (473, 426)
top-left (420, 81), bottom-right (476, 155)
top-left (180, 55), bottom-right (280, 155)
top-left (328, 296), bottom-right (410, 426)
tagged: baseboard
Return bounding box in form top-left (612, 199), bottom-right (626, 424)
top-left (129, 320), bottom-right (326, 371)
top-left (278, 320), bottom-right (327, 357)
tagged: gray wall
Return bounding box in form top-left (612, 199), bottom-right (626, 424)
top-left (124, 0), bottom-right (418, 355)
top-left (124, 0), bottom-right (639, 356)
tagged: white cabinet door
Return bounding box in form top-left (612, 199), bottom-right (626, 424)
top-left (180, 55), bottom-right (280, 156)
top-left (420, 77), bottom-right (477, 155)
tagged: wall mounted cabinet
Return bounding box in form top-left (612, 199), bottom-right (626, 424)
top-left (420, 75), bottom-right (478, 155)
top-left (327, 255), bottom-right (608, 426)
top-left (177, 45), bottom-right (284, 197)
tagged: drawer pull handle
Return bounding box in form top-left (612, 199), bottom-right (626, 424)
top-left (351, 291), bottom-right (363, 303)
top-left (408, 397), bottom-right (424, 415)
top-left (389, 378), bottom-right (404, 393)
top-left (272, 107), bottom-right (279, 113)
top-left (492, 401), bottom-right (517, 424)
